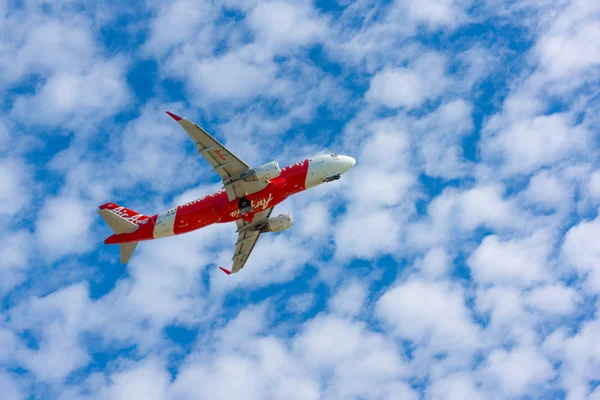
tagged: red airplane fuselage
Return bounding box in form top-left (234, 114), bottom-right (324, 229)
top-left (102, 159), bottom-right (311, 245)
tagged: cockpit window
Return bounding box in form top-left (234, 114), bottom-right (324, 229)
top-left (330, 153), bottom-right (339, 159)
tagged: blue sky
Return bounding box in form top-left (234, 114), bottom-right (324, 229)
top-left (1, 0), bottom-right (600, 398)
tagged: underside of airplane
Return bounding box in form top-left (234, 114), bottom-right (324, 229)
top-left (98, 111), bottom-right (355, 274)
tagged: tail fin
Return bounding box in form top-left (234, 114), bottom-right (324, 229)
top-left (98, 202), bottom-right (144, 264)
top-left (98, 209), bottom-right (138, 234)
top-left (98, 202), bottom-right (149, 226)
top-left (120, 242), bottom-right (139, 264)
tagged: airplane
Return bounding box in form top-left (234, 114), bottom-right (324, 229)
top-left (98, 111), bottom-right (356, 274)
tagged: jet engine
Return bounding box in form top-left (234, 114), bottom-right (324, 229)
top-left (242, 161), bottom-right (281, 182)
top-left (261, 213), bottom-right (293, 233)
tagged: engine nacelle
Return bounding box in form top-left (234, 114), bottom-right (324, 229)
top-left (261, 213), bottom-right (293, 233)
top-left (243, 161), bottom-right (281, 182)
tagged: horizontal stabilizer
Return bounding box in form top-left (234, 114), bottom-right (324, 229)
top-left (98, 209), bottom-right (138, 234)
top-left (120, 242), bottom-right (138, 264)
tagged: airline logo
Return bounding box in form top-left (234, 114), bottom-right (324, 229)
top-left (111, 206), bottom-right (149, 225)
top-left (229, 193), bottom-right (274, 218)
top-left (213, 149), bottom-right (227, 161)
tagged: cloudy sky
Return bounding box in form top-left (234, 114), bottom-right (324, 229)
top-left (1, 0), bottom-right (600, 398)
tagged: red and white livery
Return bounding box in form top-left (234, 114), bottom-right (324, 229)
top-left (98, 111), bottom-right (355, 274)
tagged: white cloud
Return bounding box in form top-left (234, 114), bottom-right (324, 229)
top-left (172, 346), bottom-right (320, 400)
top-left (376, 279), bottom-right (480, 351)
top-left (169, 305), bottom-right (322, 400)
top-left (345, 125), bottom-right (414, 208)
top-left (413, 99), bottom-right (474, 179)
top-left (457, 184), bottom-right (519, 232)
top-left (327, 0), bottom-right (472, 72)
top-left (482, 113), bottom-right (589, 176)
top-left (11, 59), bottom-right (130, 128)
top-left (535, 0), bottom-right (600, 78)
top-left (88, 219), bottom-right (231, 332)
top-left (525, 283), bottom-right (580, 316)
top-left (286, 293), bottom-right (314, 314)
top-left (366, 53), bottom-right (449, 109)
top-left (116, 102), bottom-right (202, 192)
top-left (295, 202), bottom-right (331, 238)
top-left (542, 327), bottom-right (568, 360)
top-left (334, 123), bottom-right (415, 260)
top-left (591, 386), bottom-right (600, 400)
top-left (427, 373), bottom-right (484, 400)
top-left (1, 6), bottom-right (131, 130)
top-left (145, 0), bottom-right (336, 112)
top-left (537, 22), bottom-right (600, 77)
top-left (0, 328), bottom-right (19, 363)
top-left (334, 208), bottom-right (403, 260)
top-left (35, 195), bottom-right (95, 261)
top-left (467, 232), bottom-right (551, 286)
top-left (189, 52), bottom-right (273, 103)
top-left (10, 284), bottom-right (93, 382)
top-left (0, 119), bottom-right (8, 150)
top-left (329, 279), bottom-right (367, 317)
top-left (0, 17), bottom-right (96, 84)
top-left (554, 316), bottom-right (600, 399)
top-left (104, 358), bottom-right (170, 400)
top-left (116, 235), bottom-right (212, 326)
top-left (394, 0), bottom-right (470, 29)
top-left (522, 169), bottom-right (573, 212)
top-left (586, 170), bottom-right (600, 202)
top-left (475, 286), bottom-right (532, 343)
top-left (477, 0), bottom-right (599, 185)
top-left (143, 0), bottom-right (217, 57)
top-left (294, 314), bottom-right (412, 399)
top-left (212, 233), bottom-right (314, 290)
top-left (407, 183), bottom-right (522, 251)
top-left (215, 68), bottom-right (344, 145)
top-left (0, 158), bottom-right (31, 217)
top-left (367, 68), bottom-right (426, 108)
top-left (414, 247), bottom-right (450, 278)
top-left (481, 345), bottom-right (555, 397)
top-left (2, 0), bottom-right (600, 398)
top-left (247, 1), bottom-right (328, 53)
top-left (0, 372), bottom-right (24, 400)
top-left (0, 230), bottom-right (32, 294)
top-left (561, 214), bottom-right (600, 293)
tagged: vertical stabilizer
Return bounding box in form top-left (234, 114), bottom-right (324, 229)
top-left (99, 202), bottom-right (149, 226)
top-left (98, 209), bottom-right (139, 235)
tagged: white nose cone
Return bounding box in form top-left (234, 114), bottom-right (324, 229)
top-left (304, 154), bottom-right (356, 189)
top-left (346, 156), bottom-right (356, 169)
top-left (338, 155), bottom-right (356, 173)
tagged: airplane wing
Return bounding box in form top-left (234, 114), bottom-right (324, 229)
top-left (220, 208), bottom-right (274, 274)
top-left (166, 111), bottom-right (267, 201)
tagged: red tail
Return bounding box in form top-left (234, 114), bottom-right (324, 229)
top-left (99, 202), bottom-right (150, 226)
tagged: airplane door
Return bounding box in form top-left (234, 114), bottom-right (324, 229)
top-left (153, 207), bottom-right (177, 238)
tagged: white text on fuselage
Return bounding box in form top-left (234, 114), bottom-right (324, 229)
top-left (230, 193), bottom-right (274, 217)
top-left (280, 160), bottom-right (305, 172)
top-left (112, 207), bottom-right (149, 225)
top-left (181, 190), bottom-right (225, 208)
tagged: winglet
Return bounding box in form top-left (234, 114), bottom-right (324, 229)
top-left (219, 266), bottom-right (231, 275)
top-left (166, 111), bottom-right (182, 121)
